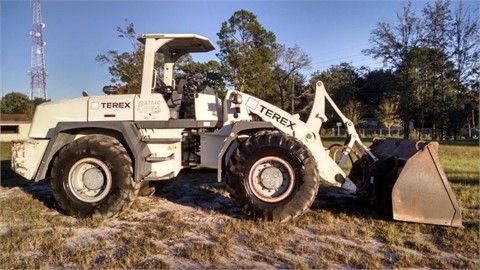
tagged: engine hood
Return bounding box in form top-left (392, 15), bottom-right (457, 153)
top-left (28, 96), bottom-right (89, 138)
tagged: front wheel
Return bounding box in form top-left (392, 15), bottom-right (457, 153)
top-left (226, 130), bottom-right (320, 222)
top-left (51, 134), bottom-right (140, 218)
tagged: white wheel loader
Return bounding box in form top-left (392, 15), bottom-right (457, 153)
top-left (11, 34), bottom-right (462, 226)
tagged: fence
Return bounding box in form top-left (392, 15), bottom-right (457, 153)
top-left (321, 127), bottom-right (478, 140)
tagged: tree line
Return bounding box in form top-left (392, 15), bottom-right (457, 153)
top-left (3, 1), bottom-right (478, 140)
top-left (96, 1), bottom-right (478, 140)
top-left (0, 92), bottom-right (48, 118)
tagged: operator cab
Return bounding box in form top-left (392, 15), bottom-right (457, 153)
top-left (138, 34), bottom-right (215, 119)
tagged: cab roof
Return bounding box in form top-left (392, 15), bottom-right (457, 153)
top-left (138, 33), bottom-right (215, 54)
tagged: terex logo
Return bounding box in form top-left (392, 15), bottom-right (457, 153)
top-left (259, 105), bottom-right (296, 130)
top-left (100, 102), bottom-right (131, 109)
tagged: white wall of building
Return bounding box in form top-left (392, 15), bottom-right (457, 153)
top-left (0, 122), bottom-right (31, 142)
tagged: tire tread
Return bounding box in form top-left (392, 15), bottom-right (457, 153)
top-left (226, 130), bottom-right (319, 222)
top-left (51, 134), bottom-right (139, 219)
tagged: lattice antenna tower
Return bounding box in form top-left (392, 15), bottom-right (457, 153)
top-left (29, 0), bottom-right (47, 100)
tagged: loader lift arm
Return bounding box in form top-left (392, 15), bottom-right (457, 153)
top-left (307, 81), bottom-right (378, 168)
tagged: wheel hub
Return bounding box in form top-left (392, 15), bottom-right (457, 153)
top-left (259, 166), bottom-right (283, 190)
top-left (83, 168), bottom-right (105, 190)
top-left (68, 157), bottom-right (112, 203)
top-left (249, 156), bottom-right (295, 203)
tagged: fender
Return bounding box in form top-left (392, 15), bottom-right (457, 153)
top-left (216, 121), bottom-right (274, 182)
top-left (34, 121), bottom-right (151, 182)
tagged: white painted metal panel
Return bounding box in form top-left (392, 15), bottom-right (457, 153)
top-left (88, 95), bottom-right (135, 121)
top-left (194, 93), bottom-right (222, 122)
top-left (134, 94), bottom-right (170, 121)
top-left (29, 97), bottom-right (88, 138)
top-left (11, 139), bottom-right (49, 180)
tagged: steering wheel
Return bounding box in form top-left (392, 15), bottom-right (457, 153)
top-left (154, 79), bottom-right (174, 94)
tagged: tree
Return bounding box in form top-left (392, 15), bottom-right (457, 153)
top-left (364, 0), bottom-right (479, 139)
top-left (356, 69), bottom-right (398, 118)
top-left (308, 63), bottom-right (362, 127)
top-left (96, 22), bottom-right (145, 94)
top-left (274, 44), bottom-right (312, 112)
top-left (343, 100), bottom-right (367, 126)
top-left (451, 1), bottom-right (479, 91)
top-left (309, 63), bottom-right (359, 107)
top-left (375, 95), bottom-right (401, 136)
top-left (450, 0), bottom-right (480, 138)
top-left (179, 60), bottom-right (226, 92)
top-left (363, 1), bottom-right (423, 139)
top-left (409, 47), bottom-right (436, 130)
top-left (421, 0), bottom-right (456, 139)
top-left (0, 92), bottom-right (33, 116)
top-left (407, 46), bottom-right (457, 139)
top-left (97, 21), bottom-right (196, 94)
top-left (216, 10), bottom-right (277, 97)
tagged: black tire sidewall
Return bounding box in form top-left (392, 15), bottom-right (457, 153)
top-left (226, 131), bottom-right (319, 222)
top-left (51, 135), bottom-right (136, 218)
top-left (242, 145), bottom-right (303, 208)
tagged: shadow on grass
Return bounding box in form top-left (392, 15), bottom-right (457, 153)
top-left (0, 160), bottom-right (62, 213)
top-left (448, 177), bottom-right (480, 186)
top-left (0, 161), bottom-right (404, 224)
top-left (152, 170), bottom-right (247, 220)
top-left (1, 163), bottom-right (245, 220)
top-left (312, 185), bottom-right (389, 222)
top-left (154, 171), bottom-right (390, 223)
top-left (438, 139), bottom-right (480, 147)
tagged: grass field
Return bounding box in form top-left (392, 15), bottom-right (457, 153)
top-left (0, 139), bottom-right (479, 269)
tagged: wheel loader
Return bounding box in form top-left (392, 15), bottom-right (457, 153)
top-left (11, 33), bottom-right (462, 227)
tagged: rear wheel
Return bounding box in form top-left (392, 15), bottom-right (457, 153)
top-left (51, 134), bottom-right (140, 218)
top-left (226, 130), bottom-right (319, 222)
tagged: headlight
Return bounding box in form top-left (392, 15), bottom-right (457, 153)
top-left (228, 92), bottom-right (242, 104)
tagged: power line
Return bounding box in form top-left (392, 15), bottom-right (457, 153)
top-left (308, 42), bottom-right (372, 59)
top-left (310, 53), bottom-right (366, 66)
top-left (308, 58), bottom-right (385, 71)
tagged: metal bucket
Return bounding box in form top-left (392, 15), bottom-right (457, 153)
top-left (353, 139), bottom-right (462, 227)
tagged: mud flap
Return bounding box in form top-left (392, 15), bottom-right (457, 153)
top-left (353, 139), bottom-right (462, 227)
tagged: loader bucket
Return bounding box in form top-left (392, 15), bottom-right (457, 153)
top-left (362, 140), bottom-right (462, 227)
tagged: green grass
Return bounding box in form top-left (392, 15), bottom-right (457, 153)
top-left (0, 141), bottom-right (10, 160)
top-left (0, 140), bottom-right (479, 269)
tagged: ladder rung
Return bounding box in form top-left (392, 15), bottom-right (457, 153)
top-left (141, 137), bottom-right (181, 143)
top-left (143, 171), bottom-right (175, 181)
top-left (146, 153), bottom-right (175, 162)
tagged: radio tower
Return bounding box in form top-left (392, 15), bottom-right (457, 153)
top-left (29, 0), bottom-right (47, 100)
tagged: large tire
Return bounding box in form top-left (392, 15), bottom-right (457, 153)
top-left (51, 134), bottom-right (140, 218)
top-left (226, 130), bottom-right (320, 222)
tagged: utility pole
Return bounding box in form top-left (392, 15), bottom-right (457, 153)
top-left (29, 0), bottom-right (47, 100)
top-left (291, 71), bottom-right (295, 114)
top-left (472, 109), bottom-right (476, 128)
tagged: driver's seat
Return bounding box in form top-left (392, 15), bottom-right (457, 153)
top-left (168, 79), bottom-right (185, 119)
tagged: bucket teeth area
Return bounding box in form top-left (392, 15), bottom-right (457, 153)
top-left (350, 139), bottom-right (462, 227)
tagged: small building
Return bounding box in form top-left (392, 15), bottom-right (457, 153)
top-left (0, 114), bottom-right (32, 142)
top-left (364, 118), bottom-right (381, 129)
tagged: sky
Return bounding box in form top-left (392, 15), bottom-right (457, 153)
top-left (0, 0), bottom-right (451, 100)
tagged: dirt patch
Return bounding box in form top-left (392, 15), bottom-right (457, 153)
top-left (1, 173), bottom-right (478, 269)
